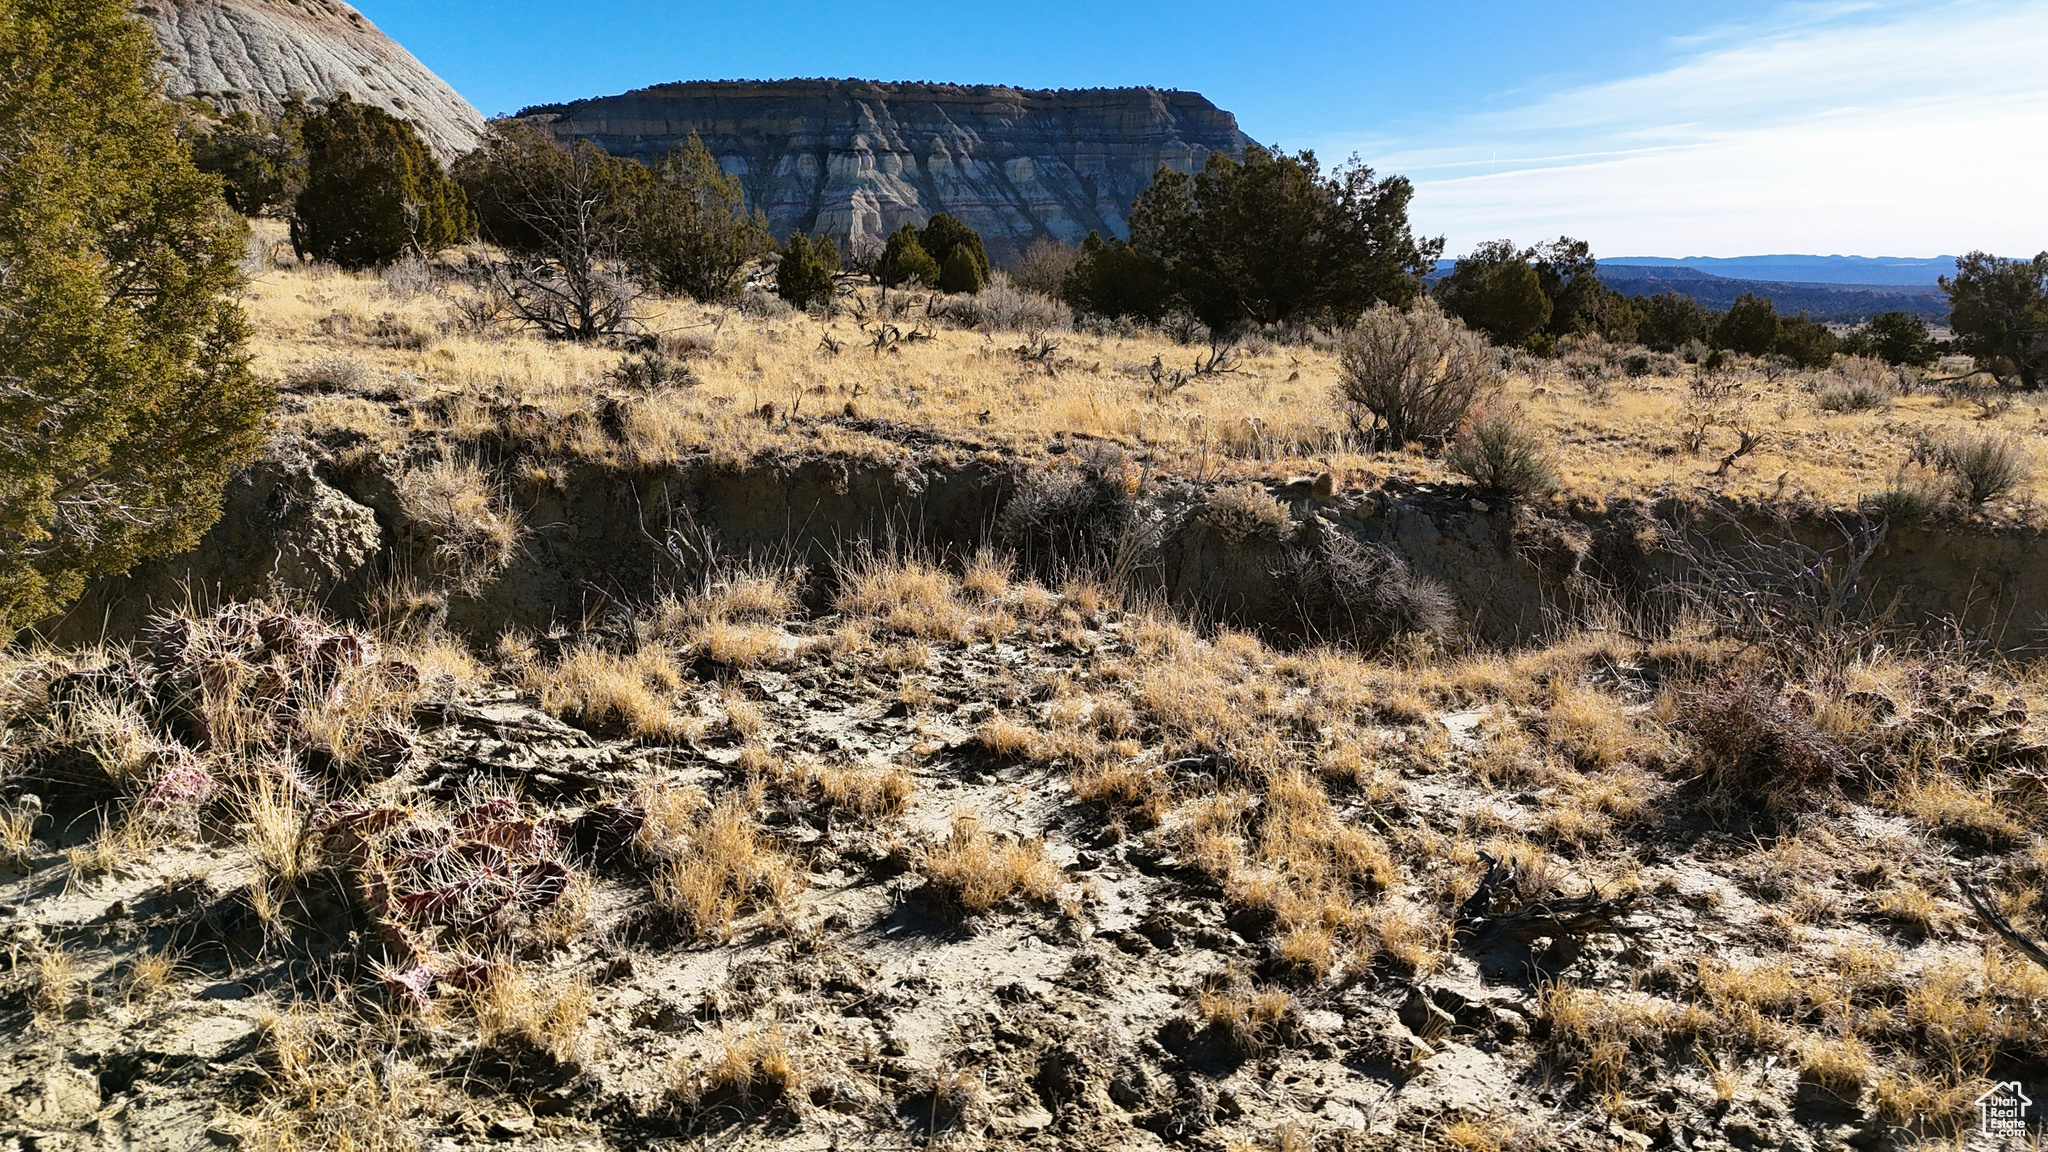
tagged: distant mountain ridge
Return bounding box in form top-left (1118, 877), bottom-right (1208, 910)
top-left (1593, 266), bottom-right (1947, 324)
top-left (1601, 254), bottom-right (1958, 287)
top-left (526, 79), bottom-right (1256, 261)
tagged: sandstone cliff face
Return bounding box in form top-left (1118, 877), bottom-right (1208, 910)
top-left (138, 0), bottom-right (485, 160)
top-left (533, 80), bottom-right (1255, 260)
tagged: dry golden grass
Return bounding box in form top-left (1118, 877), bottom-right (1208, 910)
top-left (125, 948), bottom-right (182, 1004)
top-left (917, 813), bottom-right (1062, 915)
top-left (240, 1004), bottom-right (434, 1152)
top-left (0, 800), bottom-right (43, 867)
top-left (525, 645), bottom-right (694, 740)
top-left (672, 1025), bottom-right (803, 1110)
top-left (815, 763), bottom-right (914, 818)
top-left (833, 552), bottom-right (971, 640)
top-left (34, 945), bottom-right (82, 1024)
top-left (475, 966), bottom-right (593, 1063)
top-left (650, 796), bottom-right (804, 940)
top-left (246, 242), bottom-right (2048, 515)
top-left (246, 772), bottom-right (315, 886)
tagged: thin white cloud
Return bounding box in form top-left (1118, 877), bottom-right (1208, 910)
top-left (1339, 1), bottom-right (2048, 256)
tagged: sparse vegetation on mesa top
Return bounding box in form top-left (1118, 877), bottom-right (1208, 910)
top-left (0, 0), bottom-right (272, 633)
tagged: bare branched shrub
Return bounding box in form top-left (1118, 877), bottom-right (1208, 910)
top-left (394, 457), bottom-right (522, 589)
top-left (1283, 532), bottom-right (1455, 650)
top-left (997, 444), bottom-right (1139, 580)
top-left (1676, 676), bottom-right (1852, 808)
top-left (943, 272), bottom-right (1070, 331)
top-left (1934, 431), bottom-right (2032, 508)
top-left (1661, 512), bottom-right (1892, 674)
top-left (1337, 300), bottom-right (1500, 449)
top-left (1447, 410), bottom-right (1558, 500)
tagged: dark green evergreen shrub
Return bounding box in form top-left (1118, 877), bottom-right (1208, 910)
top-left (1714, 293), bottom-right (1781, 356)
top-left (1, 0), bottom-right (272, 630)
top-left (878, 223), bottom-right (941, 288)
top-left (921, 213), bottom-right (989, 292)
top-left (291, 94), bottom-right (472, 268)
top-left (185, 106), bottom-right (305, 216)
top-left (1941, 251), bottom-right (2048, 388)
top-left (1434, 240), bottom-right (1554, 348)
top-left (776, 232), bottom-right (838, 308)
top-left (632, 134), bottom-right (771, 302)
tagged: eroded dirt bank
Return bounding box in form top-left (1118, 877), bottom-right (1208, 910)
top-left (52, 434), bottom-right (2048, 654)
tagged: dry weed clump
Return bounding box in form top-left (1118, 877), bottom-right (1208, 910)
top-left (1676, 676), bottom-right (1851, 809)
top-left (524, 645), bottom-right (692, 740)
top-left (649, 796), bottom-right (804, 940)
top-left (238, 1006), bottom-right (434, 1152)
top-left (917, 813), bottom-right (1062, 916)
top-left (394, 456), bottom-right (523, 587)
top-left (1194, 966), bottom-right (1296, 1055)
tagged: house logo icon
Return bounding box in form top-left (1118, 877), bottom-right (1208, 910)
top-left (1977, 1082), bottom-right (2032, 1138)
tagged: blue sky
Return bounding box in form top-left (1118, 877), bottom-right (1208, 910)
top-left (358, 0), bottom-right (2048, 258)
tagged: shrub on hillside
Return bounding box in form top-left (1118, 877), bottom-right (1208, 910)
top-left (1713, 292), bottom-right (1781, 356)
top-left (1774, 312), bottom-right (1840, 370)
top-left (775, 232), bottom-right (839, 309)
top-left (1120, 146), bottom-right (1441, 329)
top-left (632, 133), bottom-right (772, 303)
top-left (942, 273), bottom-right (1069, 331)
top-left (1448, 410), bottom-right (1558, 500)
top-left (1635, 291), bottom-right (1717, 352)
top-left (184, 105), bottom-right (305, 216)
top-left (454, 121), bottom-right (649, 340)
top-left (1062, 231), bottom-right (1173, 322)
top-left (0, 0), bottom-right (272, 632)
top-left (1677, 676), bottom-right (1850, 809)
top-left (1009, 238), bottom-right (1081, 298)
top-left (1934, 431), bottom-right (2032, 508)
top-left (1336, 300), bottom-right (1500, 449)
top-left (920, 213), bottom-right (990, 293)
top-left (997, 445), bottom-right (1136, 579)
top-left (878, 223), bottom-right (941, 288)
top-left (1284, 533), bottom-right (1455, 650)
top-left (291, 95), bottom-right (472, 268)
top-left (1843, 311), bottom-right (1938, 368)
top-left (1941, 251), bottom-right (2048, 389)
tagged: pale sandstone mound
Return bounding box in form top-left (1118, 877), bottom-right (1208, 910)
top-left (531, 79), bottom-right (1257, 260)
top-left (138, 0), bottom-right (485, 159)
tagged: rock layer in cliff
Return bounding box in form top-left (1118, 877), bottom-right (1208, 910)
top-left (530, 79), bottom-right (1255, 261)
top-left (138, 0), bottom-right (485, 160)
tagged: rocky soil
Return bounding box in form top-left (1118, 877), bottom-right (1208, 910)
top-left (2, 565), bottom-right (2044, 1150)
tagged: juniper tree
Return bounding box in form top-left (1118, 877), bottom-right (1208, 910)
top-left (633, 133), bottom-right (771, 302)
top-left (291, 94), bottom-right (472, 267)
top-left (0, 0), bottom-right (272, 631)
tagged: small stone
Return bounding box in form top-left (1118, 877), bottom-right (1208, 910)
top-left (487, 1115), bottom-right (535, 1139)
top-left (1469, 499), bottom-right (1491, 513)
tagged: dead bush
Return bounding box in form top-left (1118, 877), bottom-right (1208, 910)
top-left (997, 443), bottom-right (1138, 579)
top-left (1282, 532), bottom-right (1455, 650)
top-left (395, 457), bottom-right (522, 589)
top-left (1677, 676), bottom-right (1852, 808)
